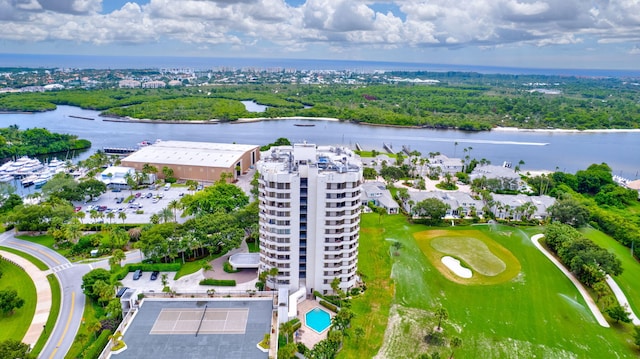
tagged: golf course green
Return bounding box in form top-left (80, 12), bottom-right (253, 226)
top-left (345, 215), bottom-right (639, 358)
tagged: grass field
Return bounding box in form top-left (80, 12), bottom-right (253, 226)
top-left (581, 227), bottom-right (640, 316)
top-left (0, 259), bottom-right (37, 342)
top-left (339, 214), bottom-right (393, 358)
top-left (343, 215), bottom-right (639, 358)
top-left (0, 246), bottom-right (48, 270)
top-left (16, 234), bottom-right (70, 258)
top-left (417, 229), bottom-right (520, 285)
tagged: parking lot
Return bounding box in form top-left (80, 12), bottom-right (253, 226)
top-left (73, 185), bottom-right (191, 224)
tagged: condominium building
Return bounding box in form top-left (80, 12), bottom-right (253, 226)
top-left (257, 143), bottom-right (363, 294)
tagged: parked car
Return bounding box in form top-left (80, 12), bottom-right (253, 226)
top-left (116, 287), bottom-right (129, 298)
top-left (74, 206), bottom-right (82, 212)
top-left (150, 271), bottom-right (159, 280)
top-left (135, 192), bottom-right (142, 198)
top-left (146, 192), bottom-right (153, 198)
top-left (115, 197), bottom-right (124, 203)
top-left (152, 198), bottom-right (160, 204)
top-left (164, 183), bottom-right (171, 191)
top-left (128, 198), bottom-right (135, 204)
top-left (133, 269), bottom-right (142, 280)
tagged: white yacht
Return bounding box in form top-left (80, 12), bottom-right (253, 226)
top-left (21, 174), bottom-right (38, 186)
top-left (34, 170), bottom-right (54, 187)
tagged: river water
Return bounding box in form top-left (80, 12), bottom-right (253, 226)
top-left (1, 106), bottom-right (639, 178)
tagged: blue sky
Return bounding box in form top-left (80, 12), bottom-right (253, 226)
top-left (1, 0), bottom-right (639, 69)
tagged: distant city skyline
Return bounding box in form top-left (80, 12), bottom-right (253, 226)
top-left (1, 0), bottom-right (639, 70)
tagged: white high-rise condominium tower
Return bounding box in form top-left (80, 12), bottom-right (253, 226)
top-left (257, 143), bottom-right (363, 294)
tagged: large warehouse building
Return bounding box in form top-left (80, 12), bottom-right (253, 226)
top-left (121, 140), bottom-right (260, 183)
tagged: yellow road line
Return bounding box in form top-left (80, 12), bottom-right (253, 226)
top-left (15, 242), bottom-right (61, 265)
top-left (49, 291), bottom-right (75, 359)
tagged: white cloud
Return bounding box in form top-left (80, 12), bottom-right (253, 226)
top-left (0, 0), bottom-right (638, 66)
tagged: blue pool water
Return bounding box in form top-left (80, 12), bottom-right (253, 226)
top-left (305, 308), bottom-right (331, 333)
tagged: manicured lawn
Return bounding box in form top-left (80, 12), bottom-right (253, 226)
top-left (342, 217), bottom-right (638, 358)
top-left (246, 240), bottom-right (259, 253)
top-left (173, 251), bottom-right (225, 280)
top-left (582, 227), bottom-right (640, 315)
top-left (66, 297), bottom-right (103, 359)
top-left (339, 214), bottom-right (393, 358)
top-left (0, 246), bottom-right (48, 270)
top-left (31, 274), bottom-right (61, 357)
top-left (0, 259), bottom-right (37, 342)
top-left (16, 234), bottom-right (70, 257)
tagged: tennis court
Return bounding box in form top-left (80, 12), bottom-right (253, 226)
top-left (150, 307), bottom-right (249, 335)
top-left (112, 299), bottom-right (272, 359)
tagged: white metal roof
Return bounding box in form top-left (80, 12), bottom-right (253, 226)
top-left (122, 140), bottom-right (259, 168)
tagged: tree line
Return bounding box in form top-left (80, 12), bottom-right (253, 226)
top-left (1, 78), bottom-right (639, 130)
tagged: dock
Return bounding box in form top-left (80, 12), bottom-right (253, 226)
top-left (69, 115), bottom-right (95, 120)
top-left (103, 147), bottom-right (137, 155)
top-left (383, 142), bottom-right (394, 154)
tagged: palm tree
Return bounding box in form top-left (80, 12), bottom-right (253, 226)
top-left (124, 172), bottom-right (136, 194)
top-left (168, 200), bottom-right (180, 222)
top-left (109, 249), bottom-right (126, 269)
top-left (106, 211), bottom-right (115, 224)
top-left (449, 337), bottom-right (462, 359)
top-left (280, 321), bottom-right (295, 344)
top-left (118, 211), bottom-right (127, 224)
top-left (435, 305), bottom-right (448, 331)
top-left (160, 208), bottom-right (173, 223)
top-left (89, 210), bottom-right (99, 224)
top-left (75, 210), bottom-right (86, 224)
top-left (453, 141), bottom-right (458, 157)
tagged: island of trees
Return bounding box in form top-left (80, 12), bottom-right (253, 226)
top-left (0, 125), bottom-right (91, 159)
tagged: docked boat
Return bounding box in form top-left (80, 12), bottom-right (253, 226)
top-left (15, 159), bottom-right (43, 176)
top-left (34, 170), bottom-right (54, 188)
top-left (21, 174), bottom-right (38, 187)
top-left (0, 173), bottom-right (14, 182)
top-left (47, 158), bottom-right (67, 173)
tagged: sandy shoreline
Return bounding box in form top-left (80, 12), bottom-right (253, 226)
top-left (493, 126), bottom-right (640, 134)
top-left (59, 113), bottom-right (640, 133)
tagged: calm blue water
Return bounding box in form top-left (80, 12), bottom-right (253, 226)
top-left (1, 54), bottom-right (639, 77)
top-left (305, 308), bottom-right (331, 333)
top-left (0, 106), bottom-right (639, 178)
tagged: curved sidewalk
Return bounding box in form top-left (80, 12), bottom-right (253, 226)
top-left (0, 250), bottom-right (53, 346)
top-left (530, 234), bottom-right (609, 328)
top-left (605, 275), bottom-right (640, 325)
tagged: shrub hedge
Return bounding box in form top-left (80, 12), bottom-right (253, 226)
top-left (319, 300), bottom-right (338, 312)
top-left (313, 291), bottom-right (341, 306)
top-left (199, 278), bottom-right (236, 286)
top-left (223, 261), bottom-right (240, 273)
top-left (84, 329), bottom-right (111, 359)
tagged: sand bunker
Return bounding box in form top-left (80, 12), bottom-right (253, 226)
top-left (441, 256), bottom-right (472, 278)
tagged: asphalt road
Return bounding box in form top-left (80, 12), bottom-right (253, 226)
top-left (0, 232), bottom-right (142, 359)
top-left (0, 232), bottom-right (88, 359)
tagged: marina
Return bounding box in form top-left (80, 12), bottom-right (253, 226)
top-left (0, 156), bottom-right (68, 188)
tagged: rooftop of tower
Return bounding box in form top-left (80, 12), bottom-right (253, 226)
top-left (259, 143), bottom-right (362, 174)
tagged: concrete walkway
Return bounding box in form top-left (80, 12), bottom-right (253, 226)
top-left (530, 234), bottom-right (610, 327)
top-left (0, 250), bottom-right (53, 346)
top-left (605, 275), bottom-right (640, 325)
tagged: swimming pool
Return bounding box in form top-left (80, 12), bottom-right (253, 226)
top-left (305, 307), bottom-right (332, 333)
